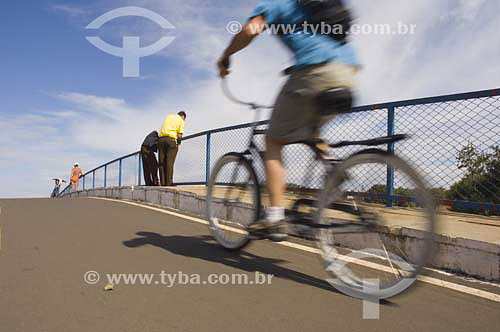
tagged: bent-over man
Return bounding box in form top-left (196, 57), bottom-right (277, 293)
top-left (141, 131), bottom-right (159, 186)
top-left (158, 111), bottom-right (186, 186)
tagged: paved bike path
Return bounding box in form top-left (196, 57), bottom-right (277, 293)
top-left (0, 198), bottom-right (498, 332)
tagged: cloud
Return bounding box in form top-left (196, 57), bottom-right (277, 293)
top-left (56, 92), bottom-right (130, 120)
top-left (347, 0), bottom-right (500, 103)
top-left (50, 4), bottom-right (91, 17)
top-left (0, 111), bottom-right (107, 198)
top-left (443, 0), bottom-right (488, 22)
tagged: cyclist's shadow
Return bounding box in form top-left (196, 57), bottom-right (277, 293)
top-left (122, 231), bottom-right (398, 304)
top-left (123, 232), bottom-right (338, 292)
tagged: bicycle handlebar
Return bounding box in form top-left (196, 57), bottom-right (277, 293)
top-left (221, 79), bottom-right (273, 110)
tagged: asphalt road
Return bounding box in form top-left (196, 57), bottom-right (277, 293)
top-left (0, 198), bottom-right (499, 332)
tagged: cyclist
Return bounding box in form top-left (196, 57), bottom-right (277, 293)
top-left (217, 0), bottom-right (360, 241)
top-left (50, 178), bottom-right (66, 198)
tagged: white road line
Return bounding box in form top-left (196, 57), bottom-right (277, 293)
top-left (90, 197), bottom-right (500, 303)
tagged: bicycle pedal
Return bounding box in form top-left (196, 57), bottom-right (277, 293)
top-left (248, 229), bottom-right (268, 240)
top-left (248, 223), bottom-right (267, 237)
top-left (248, 224), bottom-right (288, 242)
top-left (249, 230), bottom-right (287, 242)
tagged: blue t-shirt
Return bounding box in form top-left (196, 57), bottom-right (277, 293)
top-left (250, 0), bottom-right (359, 69)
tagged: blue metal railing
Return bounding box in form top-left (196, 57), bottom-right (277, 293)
top-left (58, 87), bottom-right (500, 214)
top-left (60, 151), bottom-right (140, 196)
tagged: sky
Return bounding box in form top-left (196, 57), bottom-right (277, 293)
top-left (0, 0), bottom-right (499, 198)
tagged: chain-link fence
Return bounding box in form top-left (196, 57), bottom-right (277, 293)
top-left (177, 88), bottom-right (500, 215)
top-left (394, 92), bottom-right (500, 214)
top-left (60, 88), bottom-right (500, 215)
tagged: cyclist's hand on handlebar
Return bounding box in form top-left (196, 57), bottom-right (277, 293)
top-left (217, 56), bottom-right (231, 78)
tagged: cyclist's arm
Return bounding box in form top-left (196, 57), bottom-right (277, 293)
top-left (218, 15), bottom-right (266, 77)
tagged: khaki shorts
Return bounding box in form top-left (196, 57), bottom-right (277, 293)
top-left (267, 62), bottom-right (357, 143)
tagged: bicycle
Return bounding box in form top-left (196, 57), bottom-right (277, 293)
top-left (206, 79), bottom-right (436, 296)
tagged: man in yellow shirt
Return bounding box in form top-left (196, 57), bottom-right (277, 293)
top-left (158, 111), bottom-right (186, 186)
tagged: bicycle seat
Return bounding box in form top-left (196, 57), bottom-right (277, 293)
top-left (317, 87), bottom-right (353, 116)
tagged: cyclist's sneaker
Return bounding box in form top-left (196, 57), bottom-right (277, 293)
top-left (248, 219), bottom-right (288, 242)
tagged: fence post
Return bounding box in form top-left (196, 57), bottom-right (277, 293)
top-left (386, 106), bottom-right (395, 207)
top-left (104, 165), bottom-right (107, 188)
top-left (93, 171), bottom-right (96, 189)
top-left (206, 133), bottom-right (211, 185)
top-left (83, 176), bottom-right (86, 190)
top-left (119, 159), bottom-right (122, 187)
top-left (138, 153), bottom-right (142, 186)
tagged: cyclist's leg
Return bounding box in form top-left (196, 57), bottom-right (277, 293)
top-left (266, 64), bottom-right (355, 143)
top-left (312, 62), bottom-right (357, 118)
top-left (256, 77), bottom-right (315, 240)
top-left (309, 63), bottom-right (357, 156)
top-left (267, 76), bottom-right (316, 142)
top-left (264, 137), bottom-right (286, 218)
top-left (259, 63), bottom-right (357, 237)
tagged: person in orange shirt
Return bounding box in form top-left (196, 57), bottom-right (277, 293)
top-left (158, 111), bottom-right (186, 186)
top-left (70, 163), bottom-right (83, 191)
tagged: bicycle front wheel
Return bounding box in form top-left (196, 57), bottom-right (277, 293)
top-left (317, 150), bottom-right (436, 298)
top-left (207, 153), bottom-right (261, 251)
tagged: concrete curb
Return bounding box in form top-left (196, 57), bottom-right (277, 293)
top-left (61, 187), bottom-right (500, 281)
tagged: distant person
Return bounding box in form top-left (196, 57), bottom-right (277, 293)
top-left (50, 178), bottom-right (66, 198)
top-left (141, 131), bottom-right (160, 186)
top-left (158, 111), bottom-right (186, 186)
top-left (71, 163), bottom-right (83, 191)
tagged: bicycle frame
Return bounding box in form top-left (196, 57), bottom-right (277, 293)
top-left (209, 79), bottom-right (436, 290)
top-left (218, 79), bottom-right (407, 233)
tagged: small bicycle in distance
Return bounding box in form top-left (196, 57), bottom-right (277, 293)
top-left (206, 79), bottom-right (436, 296)
top-left (50, 178), bottom-right (66, 198)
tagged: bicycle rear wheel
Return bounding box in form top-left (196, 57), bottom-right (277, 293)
top-left (316, 150), bottom-right (436, 298)
top-left (207, 153), bottom-right (261, 251)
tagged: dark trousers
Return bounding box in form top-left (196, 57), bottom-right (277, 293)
top-left (158, 136), bottom-right (179, 186)
top-left (141, 145), bottom-right (159, 186)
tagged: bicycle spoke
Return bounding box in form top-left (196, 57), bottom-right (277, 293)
top-left (382, 243), bottom-right (398, 278)
top-left (207, 155), bottom-right (261, 250)
top-left (317, 151), bottom-right (436, 293)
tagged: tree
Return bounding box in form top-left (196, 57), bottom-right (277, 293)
top-left (366, 184), bottom-right (417, 207)
top-left (430, 188), bottom-right (447, 201)
top-left (367, 184), bottom-right (386, 204)
top-left (447, 144), bottom-right (500, 215)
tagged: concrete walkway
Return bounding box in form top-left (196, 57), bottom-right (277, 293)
top-left (178, 185), bottom-right (500, 245)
